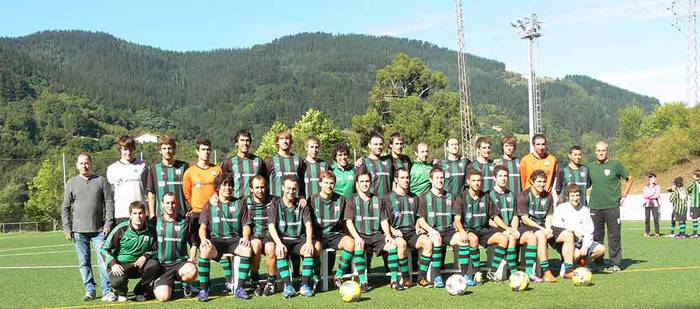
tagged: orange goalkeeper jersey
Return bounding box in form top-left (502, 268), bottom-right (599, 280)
top-left (519, 152), bottom-right (558, 192)
top-left (183, 163), bottom-right (222, 213)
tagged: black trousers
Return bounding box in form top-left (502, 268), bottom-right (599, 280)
top-left (110, 259), bottom-right (161, 296)
top-left (590, 207), bottom-right (622, 266)
top-left (644, 207), bottom-right (660, 235)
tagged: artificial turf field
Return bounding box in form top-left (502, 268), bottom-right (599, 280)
top-left (1, 221), bottom-right (699, 309)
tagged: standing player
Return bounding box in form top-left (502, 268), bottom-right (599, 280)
top-left (668, 177), bottom-right (689, 239)
top-left (309, 171), bottom-right (356, 287)
top-left (268, 176), bottom-right (318, 298)
top-left (455, 170), bottom-right (511, 283)
top-left (197, 173), bottom-right (254, 301)
top-left (416, 167), bottom-right (477, 288)
top-left (410, 143), bottom-right (433, 196)
top-left (389, 132), bottom-right (412, 172)
top-left (517, 170), bottom-right (576, 281)
top-left (552, 185), bottom-right (606, 266)
top-left (469, 137), bottom-right (495, 192)
top-left (245, 175), bottom-right (277, 296)
top-left (222, 129), bottom-right (266, 198)
top-left (440, 138), bottom-right (470, 196)
top-left (356, 133), bottom-right (393, 196)
top-left (494, 135), bottom-right (521, 196)
top-left (345, 171), bottom-right (401, 291)
top-left (520, 134), bottom-right (558, 193)
top-left (489, 165), bottom-right (541, 282)
top-left (554, 145), bottom-right (591, 205)
top-left (385, 168), bottom-right (434, 288)
top-left (147, 136), bottom-right (189, 218)
top-left (107, 135), bottom-right (147, 225)
top-left (265, 130), bottom-right (304, 198)
top-left (301, 136), bottom-right (328, 198)
top-left (331, 143), bottom-right (355, 198)
top-left (153, 193), bottom-right (198, 302)
top-left (688, 170), bottom-right (700, 238)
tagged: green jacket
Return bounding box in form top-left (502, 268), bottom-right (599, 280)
top-left (100, 220), bottom-right (157, 268)
top-left (410, 160), bottom-right (433, 196)
top-left (332, 162), bottom-right (355, 198)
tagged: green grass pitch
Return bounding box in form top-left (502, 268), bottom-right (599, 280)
top-left (1, 221), bottom-right (700, 309)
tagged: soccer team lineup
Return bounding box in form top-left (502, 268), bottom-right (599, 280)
top-left (46, 126), bottom-right (686, 308)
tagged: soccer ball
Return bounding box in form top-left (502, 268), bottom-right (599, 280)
top-left (446, 274), bottom-right (468, 295)
top-left (572, 267), bottom-right (593, 286)
top-left (508, 271), bottom-right (530, 292)
top-left (339, 281), bottom-right (361, 302)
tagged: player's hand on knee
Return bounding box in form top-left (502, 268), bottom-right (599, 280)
top-left (384, 235), bottom-right (395, 246)
top-left (134, 256), bottom-right (147, 269)
top-left (111, 264), bottom-right (125, 276)
top-left (355, 238), bottom-right (365, 250)
top-left (239, 237), bottom-right (251, 248)
top-left (276, 245), bottom-right (287, 258)
top-left (200, 238), bottom-right (212, 250)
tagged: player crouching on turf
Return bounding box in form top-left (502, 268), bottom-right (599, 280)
top-left (346, 171), bottom-right (402, 292)
top-left (309, 171), bottom-right (356, 288)
top-left (197, 173), bottom-right (254, 301)
top-left (455, 170), bottom-right (511, 284)
top-left (516, 170), bottom-right (576, 282)
top-left (154, 193), bottom-right (198, 302)
top-left (553, 184), bottom-right (605, 269)
top-left (268, 175), bottom-right (319, 298)
top-left (489, 165), bottom-right (542, 282)
top-left (385, 168), bottom-right (433, 288)
top-left (245, 175), bottom-right (277, 296)
top-left (100, 201), bottom-right (160, 302)
top-left (417, 167), bottom-right (477, 288)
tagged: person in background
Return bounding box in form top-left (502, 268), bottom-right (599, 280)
top-left (667, 176), bottom-right (689, 239)
top-left (687, 170), bottom-right (700, 238)
top-left (642, 173), bottom-right (660, 238)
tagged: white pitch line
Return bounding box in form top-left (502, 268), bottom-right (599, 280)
top-left (0, 265), bottom-right (86, 269)
top-left (0, 250), bottom-right (75, 257)
top-left (0, 244), bottom-right (72, 252)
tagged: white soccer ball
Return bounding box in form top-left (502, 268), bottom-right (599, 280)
top-left (446, 274), bottom-right (468, 295)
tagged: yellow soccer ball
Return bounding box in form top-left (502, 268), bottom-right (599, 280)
top-left (572, 267), bottom-right (593, 286)
top-left (339, 280), bottom-right (361, 302)
top-left (508, 271), bottom-right (530, 292)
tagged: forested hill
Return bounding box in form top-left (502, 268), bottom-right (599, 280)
top-left (0, 30), bottom-right (658, 156)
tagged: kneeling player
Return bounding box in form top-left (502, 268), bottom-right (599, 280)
top-left (198, 173), bottom-right (254, 301)
top-left (516, 170), bottom-right (575, 282)
top-left (455, 170), bottom-right (511, 284)
top-left (245, 175), bottom-right (277, 296)
top-left (309, 171), bottom-right (356, 288)
top-left (386, 168), bottom-right (433, 287)
top-left (268, 175), bottom-right (319, 298)
top-left (417, 167), bottom-right (478, 288)
top-left (154, 193), bottom-right (198, 302)
top-left (346, 171), bottom-right (402, 292)
top-left (553, 184), bottom-right (605, 266)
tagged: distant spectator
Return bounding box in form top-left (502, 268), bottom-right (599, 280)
top-left (667, 177), bottom-right (689, 239)
top-left (642, 173), bottom-right (660, 238)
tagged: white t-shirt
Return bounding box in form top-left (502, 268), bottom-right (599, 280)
top-left (552, 202), bottom-right (595, 250)
top-left (107, 159), bottom-right (147, 218)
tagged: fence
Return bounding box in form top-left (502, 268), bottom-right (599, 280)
top-left (0, 222), bottom-right (40, 233)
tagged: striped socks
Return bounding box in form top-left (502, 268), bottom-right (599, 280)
top-left (418, 254), bottom-right (431, 280)
top-left (197, 258), bottom-right (210, 290)
top-left (506, 246), bottom-right (518, 271)
top-left (524, 245), bottom-right (537, 275)
top-left (491, 246), bottom-right (506, 272)
top-left (276, 258), bottom-right (291, 283)
top-left (354, 250), bottom-right (367, 283)
top-left (387, 248), bottom-right (399, 282)
top-left (336, 249), bottom-right (353, 278)
top-left (237, 256), bottom-right (251, 289)
top-left (457, 246), bottom-right (470, 275)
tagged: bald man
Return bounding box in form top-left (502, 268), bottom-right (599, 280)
top-left (586, 141), bottom-right (633, 273)
top-left (410, 143), bottom-right (433, 195)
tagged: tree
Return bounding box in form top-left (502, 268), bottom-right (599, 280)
top-left (616, 106), bottom-right (645, 151)
top-left (0, 181), bottom-right (24, 223)
top-left (26, 156), bottom-right (64, 230)
top-left (290, 109), bottom-right (347, 161)
top-left (255, 121), bottom-right (289, 159)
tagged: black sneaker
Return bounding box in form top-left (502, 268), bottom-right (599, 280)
top-left (390, 281), bottom-right (406, 291)
top-left (262, 282), bottom-right (275, 297)
top-left (82, 292), bottom-right (96, 301)
top-left (182, 285), bottom-right (198, 298)
top-left (360, 282), bottom-right (371, 293)
top-left (254, 284), bottom-right (264, 297)
top-left (417, 278), bottom-right (433, 288)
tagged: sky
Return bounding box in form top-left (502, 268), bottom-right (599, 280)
top-left (0, 0), bottom-right (692, 103)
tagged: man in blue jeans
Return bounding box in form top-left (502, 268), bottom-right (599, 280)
top-left (62, 152), bottom-right (116, 302)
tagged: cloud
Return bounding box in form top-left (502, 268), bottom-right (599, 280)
top-left (366, 13), bottom-right (452, 37)
top-left (548, 0), bottom-right (681, 28)
top-left (593, 63), bottom-right (687, 103)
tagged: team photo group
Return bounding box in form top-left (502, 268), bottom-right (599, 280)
top-left (61, 128), bottom-right (633, 303)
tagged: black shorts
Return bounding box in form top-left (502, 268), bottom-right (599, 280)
top-left (547, 227), bottom-right (567, 247)
top-left (518, 225), bottom-right (540, 235)
top-left (187, 213), bottom-right (201, 247)
top-left (154, 261), bottom-right (190, 288)
top-left (439, 228), bottom-right (458, 246)
top-left (691, 208), bottom-right (700, 219)
top-left (320, 233), bottom-right (344, 250)
top-left (673, 211), bottom-right (688, 222)
top-left (211, 237), bottom-right (241, 261)
top-left (473, 228), bottom-right (500, 248)
top-left (400, 230), bottom-right (423, 249)
top-left (281, 238), bottom-right (309, 255)
top-left (360, 233), bottom-right (387, 255)
top-left (251, 234), bottom-right (273, 244)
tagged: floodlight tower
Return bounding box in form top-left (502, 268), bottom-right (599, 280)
top-left (454, 0), bottom-right (475, 159)
top-left (687, 0), bottom-right (698, 107)
top-left (512, 14), bottom-right (543, 152)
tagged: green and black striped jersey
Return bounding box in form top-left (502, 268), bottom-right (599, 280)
top-left (302, 160), bottom-right (328, 198)
top-left (146, 160), bottom-right (189, 216)
top-left (245, 195), bottom-right (274, 238)
top-left (156, 216), bottom-right (189, 265)
top-left (555, 164), bottom-right (591, 206)
top-left (687, 180), bottom-right (700, 209)
top-left (265, 154), bottom-right (303, 198)
top-left (488, 189), bottom-right (517, 225)
top-left (309, 193), bottom-right (346, 238)
top-left (670, 187), bottom-right (689, 214)
top-left (494, 157), bottom-right (522, 195)
top-left (200, 198), bottom-right (251, 239)
top-left (269, 198), bottom-right (311, 239)
top-left (383, 191), bottom-right (420, 233)
top-left (391, 154), bottom-right (413, 173)
top-left (222, 154), bottom-right (266, 198)
top-left (516, 190), bottom-right (553, 226)
top-left (469, 159), bottom-right (495, 192)
top-left (455, 190), bottom-right (499, 230)
top-left (417, 190), bottom-right (456, 232)
top-left (356, 156), bottom-right (393, 196)
top-left (440, 158), bottom-right (471, 196)
top-left (345, 194), bottom-right (388, 236)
